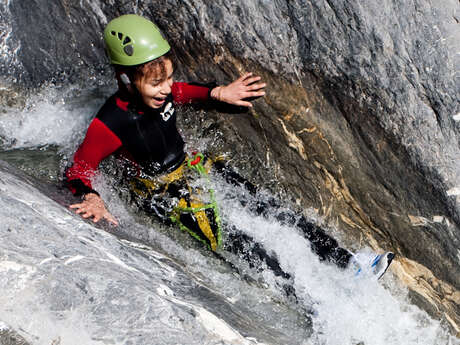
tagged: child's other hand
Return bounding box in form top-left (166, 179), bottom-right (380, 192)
top-left (211, 72), bottom-right (266, 107)
top-left (70, 193), bottom-right (119, 226)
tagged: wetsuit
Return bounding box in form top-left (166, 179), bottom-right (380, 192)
top-left (65, 83), bottom-right (352, 276)
top-left (65, 82), bottom-right (210, 196)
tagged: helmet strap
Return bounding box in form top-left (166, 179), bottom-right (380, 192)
top-left (115, 66), bottom-right (152, 111)
top-left (120, 73), bottom-right (131, 87)
top-left (116, 68), bottom-right (137, 95)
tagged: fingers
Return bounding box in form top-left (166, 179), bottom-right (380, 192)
top-left (216, 72), bottom-right (266, 107)
top-left (104, 213), bottom-right (119, 226)
top-left (69, 202), bottom-right (118, 226)
top-left (237, 72), bottom-right (253, 82)
top-left (235, 78), bottom-right (266, 97)
top-left (246, 90), bottom-right (266, 98)
top-left (242, 75), bottom-right (262, 86)
top-left (238, 73), bottom-right (264, 87)
top-left (234, 100), bottom-right (255, 108)
top-left (87, 210), bottom-right (118, 226)
top-left (74, 206), bottom-right (97, 220)
top-left (69, 203), bottom-right (84, 209)
top-left (74, 206), bottom-right (89, 215)
top-left (71, 204), bottom-right (90, 215)
top-left (240, 73), bottom-right (266, 95)
top-left (247, 82), bottom-right (266, 91)
top-left (82, 212), bottom-right (95, 219)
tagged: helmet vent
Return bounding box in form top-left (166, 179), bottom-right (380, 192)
top-left (124, 45), bottom-right (134, 56)
top-left (118, 32), bottom-right (123, 40)
top-left (111, 31), bottom-right (116, 36)
top-left (123, 36), bottom-right (131, 45)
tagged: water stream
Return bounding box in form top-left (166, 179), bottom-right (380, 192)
top-left (0, 85), bottom-right (457, 345)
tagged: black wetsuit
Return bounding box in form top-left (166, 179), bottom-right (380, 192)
top-left (66, 82), bottom-right (210, 196)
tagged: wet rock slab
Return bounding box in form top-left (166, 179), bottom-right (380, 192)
top-left (0, 161), bottom-right (301, 345)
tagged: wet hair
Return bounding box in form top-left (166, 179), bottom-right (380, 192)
top-left (114, 50), bottom-right (174, 93)
top-left (133, 50), bottom-right (174, 84)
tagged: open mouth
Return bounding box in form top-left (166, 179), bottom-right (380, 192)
top-left (152, 97), bottom-right (166, 105)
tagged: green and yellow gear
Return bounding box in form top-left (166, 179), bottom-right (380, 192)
top-left (130, 153), bottom-right (222, 251)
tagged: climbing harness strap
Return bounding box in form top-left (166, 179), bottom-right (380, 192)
top-left (170, 152), bottom-right (222, 251)
top-left (130, 153), bottom-right (222, 251)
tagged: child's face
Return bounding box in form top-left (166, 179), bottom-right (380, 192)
top-left (134, 58), bottom-right (174, 109)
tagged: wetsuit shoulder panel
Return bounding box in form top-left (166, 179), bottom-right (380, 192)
top-left (65, 117), bottom-right (122, 195)
top-left (74, 117), bottom-right (123, 168)
top-left (95, 95), bottom-right (133, 137)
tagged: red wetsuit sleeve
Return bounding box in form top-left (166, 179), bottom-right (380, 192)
top-left (172, 82), bottom-right (211, 104)
top-left (65, 118), bottom-right (122, 195)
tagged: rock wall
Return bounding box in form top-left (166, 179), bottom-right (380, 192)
top-left (2, 0), bottom-right (459, 333)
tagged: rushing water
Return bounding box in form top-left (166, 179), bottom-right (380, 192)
top-left (0, 85), bottom-right (458, 345)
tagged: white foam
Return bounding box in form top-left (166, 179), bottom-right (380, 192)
top-left (217, 189), bottom-right (458, 345)
top-left (0, 322), bottom-right (8, 332)
top-left (0, 86), bottom-right (105, 151)
top-left (0, 260), bottom-right (24, 272)
top-left (0, 260), bottom-right (37, 291)
top-left (447, 187), bottom-right (460, 196)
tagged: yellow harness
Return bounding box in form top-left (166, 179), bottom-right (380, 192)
top-left (130, 155), bottom-right (222, 251)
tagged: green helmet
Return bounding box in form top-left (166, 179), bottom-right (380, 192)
top-left (104, 14), bottom-right (171, 66)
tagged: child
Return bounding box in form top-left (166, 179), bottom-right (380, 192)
top-left (66, 14), bottom-right (266, 227)
top-left (66, 14), bottom-right (393, 278)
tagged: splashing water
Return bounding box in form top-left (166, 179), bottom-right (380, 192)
top-left (218, 187), bottom-right (456, 345)
top-left (0, 85), bottom-right (458, 345)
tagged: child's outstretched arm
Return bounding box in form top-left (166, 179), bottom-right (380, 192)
top-left (210, 72), bottom-right (266, 107)
top-left (66, 117), bottom-right (121, 226)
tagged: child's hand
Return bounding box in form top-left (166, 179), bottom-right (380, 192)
top-left (70, 193), bottom-right (119, 226)
top-left (211, 72), bottom-right (266, 107)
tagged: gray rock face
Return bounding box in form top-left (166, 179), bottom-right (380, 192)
top-left (0, 161), bottom-right (308, 345)
top-left (1, 0), bottom-right (106, 85)
top-left (1, 0), bottom-right (459, 333)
